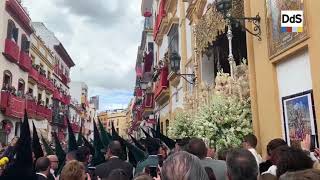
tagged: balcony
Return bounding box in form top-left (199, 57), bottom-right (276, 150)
top-left (154, 66), bottom-right (169, 102)
top-left (26, 99), bottom-right (37, 118)
top-left (143, 93), bottom-right (154, 110)
top-left (19, 51), bottom-right (32, 72)
top-left (61, 95), bottom-right (71, 105)
top-left (61, 74), bottom-right (70, 86)
top-left (153, 0), bottom-right (167, 40)
top-left (53, 88), bottom-right (62, 101)
top-left (29, 67), bottom-right (39, 81)
top-left (36, 105), bottom-right (52, 121)
top-left (3, 39), bottom-right (20, 63)
top-left (0, 92), bottom-right (25, 119)
top-left (38, 74), bottom-right (49, 88)
top-left (47, 81), bottom-right (55, 93)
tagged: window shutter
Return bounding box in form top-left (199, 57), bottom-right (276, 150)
top-left (25, 41), bottom-right (30, 53)
top-left (7, 23), bottom-right (13, 39)
top-left (12, 28), bottom-right (19, 42)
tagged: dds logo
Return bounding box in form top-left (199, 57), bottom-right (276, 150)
top-left (281, 10), bottom-right (303, 32)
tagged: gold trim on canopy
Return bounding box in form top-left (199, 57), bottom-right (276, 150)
top-left (194, 0), bottom-right (244, 53)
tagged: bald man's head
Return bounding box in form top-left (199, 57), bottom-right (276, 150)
top-left (35, 157), bottom-right (50, 175)
top-left (107, 141), bottom-right (123, 157)
top-left (47, 155), bottom-right (59, 170)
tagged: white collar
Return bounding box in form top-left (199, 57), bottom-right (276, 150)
top-left (36, 172), bottom-right (47, 178)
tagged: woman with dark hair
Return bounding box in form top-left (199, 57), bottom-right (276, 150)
top-left (260, 138), bottom-right (287, 174)
top-left (274, 146), bottom-right (314, 177)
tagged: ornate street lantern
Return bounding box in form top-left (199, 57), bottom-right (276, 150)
top-left (216, 0), bottom-right (232, 17)
top-left (169, 51), bottom-right (196, 84)
top-left (169, 51), bottom-right (181, 73)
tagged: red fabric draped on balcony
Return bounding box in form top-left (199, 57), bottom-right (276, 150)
top-left (61, 95), bottom-right (71, 105)
top-left (154, 66), bottom-right (169, 99)
top-left (0, 92), bottom-right (25, 119)
top-left (19, 51), bottom-right (32, 72)
top-left (29, 67), bottom-right (39, 81)
top-left (153, 0), bottom-right (166, 40)
top-left (26, 99), bottom-right (37, 118)
top-left (4, 39), bottom-right (20, 63)
top-left (143, 52), bottom-right (153, 73)
top-left (38, 74), bottom-right (48, 88)
top-left (53, 88), bottom-right (62, 100)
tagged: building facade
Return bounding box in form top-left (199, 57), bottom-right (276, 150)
top-left (99, 109), bottom-right (129, 138)
top-left (0, 0), bottom-right (34, 143)
top-left (32, 22), bottom-right (75, 141)
top-left (245, 0), bottom-right (320, 156)
top-left (70, 81), bottom-right (96, 140)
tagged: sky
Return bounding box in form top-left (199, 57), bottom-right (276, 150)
top-left (22, 0), bottom-right (144, 111)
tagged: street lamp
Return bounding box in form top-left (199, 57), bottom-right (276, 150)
top-left (215, 0), bottom-right (261, 40)
top-left (170, 51), bottom-right (196, 84)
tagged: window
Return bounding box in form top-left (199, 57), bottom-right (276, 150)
top-left (168, 24), bottom-right (179, 53)
top-left (7, 20), bottom-right (18, 42)
top-left (117, 119), bottom-right (119, 126)
top-left (21, 34), bottom-right (30, 53)
top-left (2, 70), bottom-right (12, 90)
top-left (116, 128), bottom-right (119, 133)
top-left (28, 88), bottom-right (33, 94)
top-left (38, 93), bottom-right (42, 104)
top-left (148, 42), bottom-right (154, 53)
top-left (18, 79), bottom-right (25, 96)
top-left (46, 98), bottom-right (49, 107)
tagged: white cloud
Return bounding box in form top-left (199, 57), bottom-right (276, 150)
top-left (23, 0), bottom-right (143, 109)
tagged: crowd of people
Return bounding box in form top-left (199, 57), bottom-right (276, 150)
top-left (1, 116), bottom-right (320, 180)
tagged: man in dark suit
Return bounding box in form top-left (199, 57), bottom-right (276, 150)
top-left (95, 141), bottom-right (133, 179)
top-left (35, 157), bottom-right (51, 180)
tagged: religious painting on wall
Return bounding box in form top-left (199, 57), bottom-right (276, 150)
top-left (265, 0), bottom-right (308, 58)
top-left (282, 90), bottom-right (318, 147)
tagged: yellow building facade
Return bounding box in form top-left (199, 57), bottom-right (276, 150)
top-left (98, 110), bottom-right (130, 138)
top-left (244, 0), bottom-right (320, 156)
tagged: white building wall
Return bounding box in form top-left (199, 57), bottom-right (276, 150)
top-left (276, 49), bottom-right (312, 142)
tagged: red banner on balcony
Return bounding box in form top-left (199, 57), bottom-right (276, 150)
top-left (19, 51), bottom-right (32, 72)
top-left (153, 0), bottom-right (166, 40)
top-left (154, 66), bottom-right (169, 99)
top-left (0, 92), bottom-right (25, 119)
top-left (26, 99), bottom-right (37, 118)
top-left (29, 67), bottom-right (39, 81)
top-left (143, 52), bottom-right (153, 73)
top-left (135, 88), bottom-right (143, 97)
top-left (4, 39), bottom-right (20, 63)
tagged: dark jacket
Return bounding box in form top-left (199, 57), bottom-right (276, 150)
top-left (95, 157), bottom-right (133, 179)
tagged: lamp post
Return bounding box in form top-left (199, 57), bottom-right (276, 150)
top-left (169, 51), bottom-right (196, 84)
